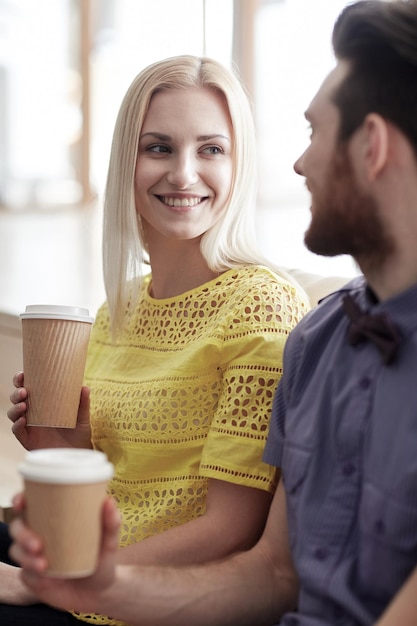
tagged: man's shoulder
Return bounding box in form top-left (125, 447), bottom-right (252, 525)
top-left (285, 275), bottom-right (366, 354)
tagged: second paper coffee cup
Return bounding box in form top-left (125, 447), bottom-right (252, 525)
top-left (19, 448), bottom-right (114, 578)
top-left (20, 304), bottom-right (94, 428)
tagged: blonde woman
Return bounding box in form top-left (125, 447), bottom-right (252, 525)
top-left (2, 55), bottom-right (308, 625)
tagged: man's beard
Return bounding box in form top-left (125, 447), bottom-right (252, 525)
top-left (304, 143), bottom-right (393, 269)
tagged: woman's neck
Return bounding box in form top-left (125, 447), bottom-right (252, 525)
top-left (147, 242), bottom-right (221, 299)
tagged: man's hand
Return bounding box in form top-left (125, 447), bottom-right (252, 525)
top-left (9, 494), bottom-right (121, 614)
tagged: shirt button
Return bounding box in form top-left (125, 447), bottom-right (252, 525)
top-left (342, 462), bottom-right (355, 476)
top-left (359, 377), bottom-right (371, 390)
top-left (314, 547), bottom-right (328, 561)
top-left (374, 520), bottom-right (385, 535)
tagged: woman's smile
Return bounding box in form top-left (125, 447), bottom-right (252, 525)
top-left (156, 195), bottom-right (206, 208)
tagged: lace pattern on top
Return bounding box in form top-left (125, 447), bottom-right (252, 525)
top-left (73, 266), bottom-right (308, 625)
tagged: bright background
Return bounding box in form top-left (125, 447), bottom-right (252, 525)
top-left (0, 0), bottom-right (360, 282)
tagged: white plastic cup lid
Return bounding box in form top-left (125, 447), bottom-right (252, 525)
top-left (20, 305), bottom-right (94, 324)
top-left (19, 449), bottom-right (114, 484)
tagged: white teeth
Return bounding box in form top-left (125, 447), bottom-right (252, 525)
top-left (161, 196), bottom-right (202, 207)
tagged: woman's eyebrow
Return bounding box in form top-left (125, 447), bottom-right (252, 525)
top-left (197, 134), bottom-right (231, 143)
top-left (140, 132), bottom-right (170, 141)
top-left (140, 132), bottom-right (231, 143)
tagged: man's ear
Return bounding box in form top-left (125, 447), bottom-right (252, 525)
top-left (362, 113), bottom-right (389, 181)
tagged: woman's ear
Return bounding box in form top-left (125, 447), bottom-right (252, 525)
top-left (362, 113), bottom-right (389, 181)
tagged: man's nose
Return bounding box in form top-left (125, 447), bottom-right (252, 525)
top-left (293, 152), bottom-right (305, 176)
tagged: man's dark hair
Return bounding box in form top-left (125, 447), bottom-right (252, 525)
top-left (332, 0), bottom-right (417, 153)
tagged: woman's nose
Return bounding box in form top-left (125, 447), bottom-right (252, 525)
top-left (166, 154), bottom-right (198, 188)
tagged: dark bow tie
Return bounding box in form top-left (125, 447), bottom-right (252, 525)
top-left (342, 294), bottom-right (401, 365)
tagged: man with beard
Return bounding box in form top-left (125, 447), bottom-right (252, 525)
top-left (7, 1), bottom-right (417, 625)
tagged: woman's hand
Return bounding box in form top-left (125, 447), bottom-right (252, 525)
top-left (7, 372), bottom-right (93, 450)
top-left (9, 494), bottom-right (121, 614)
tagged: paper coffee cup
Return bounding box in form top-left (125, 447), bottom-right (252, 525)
top-left (20, 305), bottom-right (94, 428)
top-left (19, 448), bottom-right (114, 577)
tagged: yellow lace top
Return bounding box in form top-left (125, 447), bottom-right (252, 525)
top-left (73, 266), bottom-right (308, 625)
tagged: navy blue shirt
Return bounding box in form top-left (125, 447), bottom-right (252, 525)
top-left (264, 276), bottom-right (417, 625)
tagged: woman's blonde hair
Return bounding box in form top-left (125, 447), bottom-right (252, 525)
top-left (103, 55), bottom-right (292, 334)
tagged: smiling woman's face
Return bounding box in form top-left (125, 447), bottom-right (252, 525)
top-left (134, 86), bottom-right (233, 245)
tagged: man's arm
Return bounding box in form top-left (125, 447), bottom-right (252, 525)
top-left (10, 481), bottom-right (298, 626)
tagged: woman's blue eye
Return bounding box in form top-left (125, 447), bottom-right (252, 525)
top-left (202, 146), bottom-right (223, 155)
top-left (148, 145), bottom-right (170, 153)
